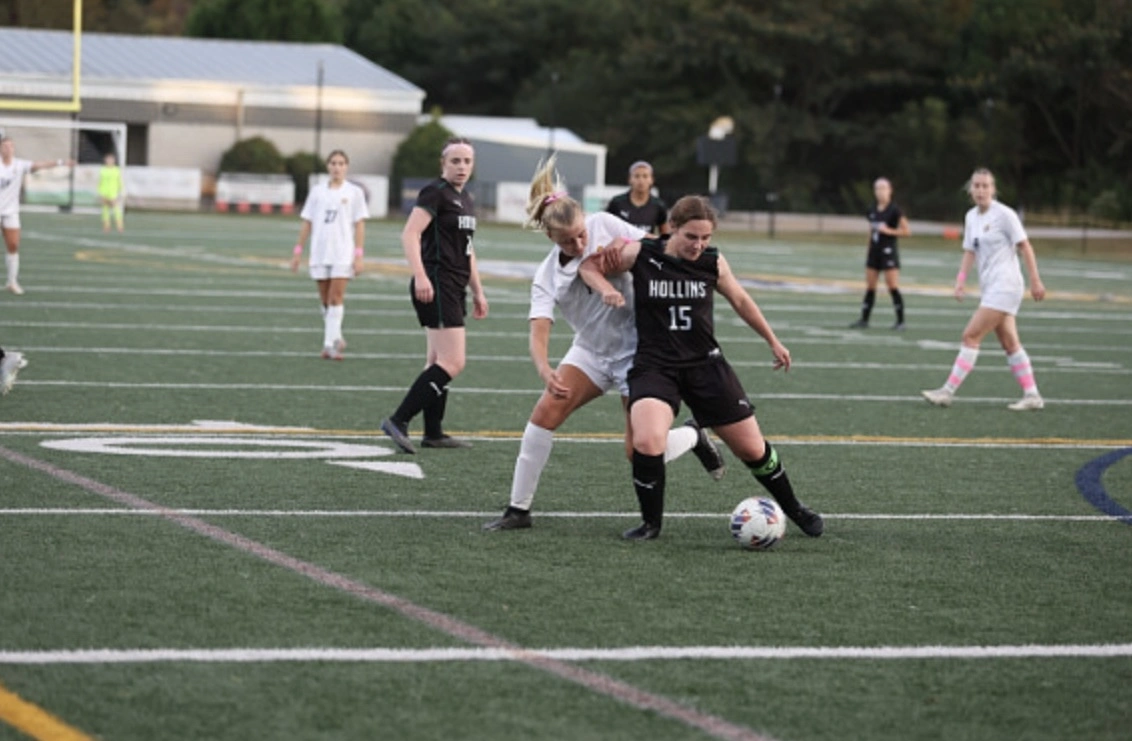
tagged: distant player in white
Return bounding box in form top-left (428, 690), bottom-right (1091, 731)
top-left (922, 168), bottom-right (1047, 410)
top-left (0, 346), bottom-right (28, 395)
top-left (484, 157), bottom-right (724, 531)
top-left (0, 136), bottom-right (75, 295)
top-left (290, 150), bottom-right (368, 360)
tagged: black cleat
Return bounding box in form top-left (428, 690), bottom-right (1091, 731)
top-left (849, 319), bottom-right (869, 329)
top-left (622, 522), bottom-right (662, 541)
top-left (380, 418), bottom-right (416, 454)
top-left (891, 321), bottom-right (906, 331)
top-left (483, 506), bottom-right (532, 531)
top-left (684, 419), bottom-right (725, 481)
top-left (788, 505), bottom-right (824, 537)
top-left (421, 435), bottom-right (473, 449)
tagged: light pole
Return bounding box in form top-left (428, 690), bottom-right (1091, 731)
top-left (767, 83), bottom-right (783, 239)
top-left (547, 71), bottom-right (559, 158)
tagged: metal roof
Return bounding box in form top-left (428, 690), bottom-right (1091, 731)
top-left (0, 28), bottom-right (423, 95)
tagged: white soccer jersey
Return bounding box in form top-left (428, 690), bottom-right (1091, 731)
top-left (301, 181), bottom-right (369, 266)
top-left (0, 158), bottom-right (32, 215)
top-left (529, 211), bottom-right (646, 359)
top-left (963, 200), bottom-right (1027, 294)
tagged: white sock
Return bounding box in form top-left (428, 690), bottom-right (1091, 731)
top-left (1007, 348), bottom-right (1039, 396)
top-left (324, 305), bottom-right (343, 347)
top-left (664, 425), bottom-right (698, 463)
top-left (509, 422), bottom-right (554, 510)
top-left (5, 253), bottom-right (18, 285)
top-left (330, 304), bottom-right (344, 342)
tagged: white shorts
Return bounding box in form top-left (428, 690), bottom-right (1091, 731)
top-left (309, 264), bottom-right (354, 281)
top-left (0, 213), bottom-right (20, 230)
top-left (560, 343), bottom-right (634, 397)
top-left (980, 289), bottom-right (1023, 316)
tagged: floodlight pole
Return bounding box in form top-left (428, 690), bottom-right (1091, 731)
top-left (767, 83), bottom-right (783, 239)
top-left (547, 71), bottom-right (559, 158)
top-left (314, 60), bottom-right (325, 161)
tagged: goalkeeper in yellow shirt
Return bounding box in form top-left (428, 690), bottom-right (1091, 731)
top-left (98, 152), bottom-right (124, 232)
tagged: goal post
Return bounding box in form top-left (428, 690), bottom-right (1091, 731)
top-left (0, 0), bottom-right (83, 113)
top-left (0, 117), bottom-right (126, 212)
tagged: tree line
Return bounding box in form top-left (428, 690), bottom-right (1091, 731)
top-left (13, 0), bottom-right (1132, 221)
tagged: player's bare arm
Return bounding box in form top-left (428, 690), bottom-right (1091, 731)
top-left (1017, 240), bottom-right (1045, 301)
top-left (401, 206), bottom-right (434, 302)
top-left (716, 255), bottom-right (791, 372)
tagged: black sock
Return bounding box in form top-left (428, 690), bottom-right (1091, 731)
top-left (890, 288), bottom-right (904, 323)
top-left (0, 347), bottom-right (4, 361)
top-left (631, 450), bottom-right (666, 528)
top-left (860, 290), bottom-right (876, 321)
top-left (423, 384), bottom-right (449, 439)
top-left (390, 365), bottom-right (452, 427)
top-left (744, 442), bottom-right (802, 515)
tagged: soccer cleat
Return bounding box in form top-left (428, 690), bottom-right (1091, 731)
top-left (921, 386), bottom-right (954, 407)
top-left (622, 522), bottom-right (662, 541)
top-left (891, 321), bottom-right (906, 331)
top-left (5, 282), bottom-right (24, 296)
top-left (482, 506), bottom-right (532, 531)
top-left (685, 419), bottom-right (725, 481)
top-left (787, 505), bottom-right (824, 537)
top-left (0, 351), bottom-right (28, 395)
top-left (329, 338), bottom-right (346, 361)
top-left (380, 417), bottom-right (417, 454)
top-left (849, 319), bottom-right (868, 328)
top-left (421, 435), bottom-right (472, 449)
top-left (1008, 394), bottom-right (1044, 411)
top-left (320, 345), bottom-right (333, 359)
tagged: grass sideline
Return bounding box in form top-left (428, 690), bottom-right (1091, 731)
top-left (0, 210), bottom-right (1129, 741)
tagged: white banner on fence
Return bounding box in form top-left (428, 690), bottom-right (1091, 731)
top-left (216, 174), bottom-right (294, 206)
top-left (495, 181), bottom-right (530, 224)
top-left (24, 165), bottom-right (201, 210)
top-left (582, 185), bottom-right (625, 215)
top-left (309, 174), bottom-right (389, 219)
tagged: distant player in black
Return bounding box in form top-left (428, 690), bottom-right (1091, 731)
top-left (581, 195), bottom-right (824, 541)
top-left (852, 177), bottom-right (911, 330)
top-left (606, 161), bottom-right (670, 235)
top-left (381, 137), bottom-right (488, 453)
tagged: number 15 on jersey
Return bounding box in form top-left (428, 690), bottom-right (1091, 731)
top-left (669, 305), bottom-right (692, 331)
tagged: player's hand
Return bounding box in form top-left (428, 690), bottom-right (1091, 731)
top-left (289, 254), bottom-right (301, 273)
top-left (353, 255), bottom-right (364, 276)
top-left (414, 275), bottom-right (435, 303)
top-left (598, 240), bottom-right (626, 273)
top-left (601, 289), bottom-right (625, 308)
top-left (472, 291), bottom-right (489, 319)
top-left (954, 283), bottom-right (966, 301)
top-left (540, 368), bottom-right (570, 398)
top-left (770, 341), bottom-right (791, 372)
top-left (1031, 280), bottom-right (1046, 302)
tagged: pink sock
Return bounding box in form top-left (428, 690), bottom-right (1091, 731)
top-left (1007, 348), bottom-right (1038, 395)
top-left (944, 346), bottom-right (979, 393)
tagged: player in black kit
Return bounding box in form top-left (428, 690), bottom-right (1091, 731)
top-left (580, 195), bottom-right (824, 541)
top-left (851, 177), bottom-right (911, 330)
top-left (605, 161), bottom-right (669, 235)
top-left (381, 137), bottom-right (488, 453)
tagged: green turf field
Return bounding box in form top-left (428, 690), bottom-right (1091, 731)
top-left (1, 211), bottom-right (1130, 741)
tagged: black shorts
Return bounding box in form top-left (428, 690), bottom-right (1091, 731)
top-left (866, 245), bottom-right (900, 271)
top-left (410, 277), bottom-right (466, 329)
top-left (628, 358), bottom-right (754, 428)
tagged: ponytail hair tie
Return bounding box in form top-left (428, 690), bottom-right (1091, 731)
top-left (543, 191), bottom-right (567, 206)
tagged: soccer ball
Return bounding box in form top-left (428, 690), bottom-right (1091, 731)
top-left (729, 497), bottom-right (786, 550)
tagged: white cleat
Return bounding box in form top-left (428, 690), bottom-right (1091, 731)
top-left (0, 351), bottom-right (28, 395)
top-left (1008, 394), bottom-right (1045, 411)
top-left (329, 338), bottom-right (346, 361)
top-left (5, 281), bottom-right (24, 295)
top-left (921, 386), bottom-right (954, 407)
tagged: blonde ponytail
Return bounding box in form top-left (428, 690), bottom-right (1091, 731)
top-left (525, 155), bottom-right (581, 233)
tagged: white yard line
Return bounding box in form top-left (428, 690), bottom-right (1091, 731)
top-left (2, 644), bottom-right (1130, 665)
top-left (0, 509), bottom-right (1122, 522)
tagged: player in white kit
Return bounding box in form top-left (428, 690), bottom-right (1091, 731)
top-left (483, 158), bottom-right (724, 531)
top-left (290, 150), bottom-right (369, 360)
top-left (922, 168), bottom-right (1047, 410)
top-left (0, 136), bottom-right (75, 295)
top-left (0, 346), bottom-right (28, 395)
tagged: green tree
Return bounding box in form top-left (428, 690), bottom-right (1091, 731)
top-left (219, 137), bottom-right (286, 174)
top-left (390, 116), bottom-right (455, 206)
top-left (185, 0), bottom-right (342, 43)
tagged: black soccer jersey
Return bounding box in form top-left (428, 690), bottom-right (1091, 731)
top-left (607, 193), bottom-right (668, 234)
top-left (631, 238), bottom-right (720, 370)
top-left (867, 202), bottom-right (903, 252)
top-left (416, 178), bottom-right (476, 287)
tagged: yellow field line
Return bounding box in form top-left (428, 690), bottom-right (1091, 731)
top-left (1, 424), bottom-right (1129, 448)
top-left (0, 682), bottom-right (93, 741)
